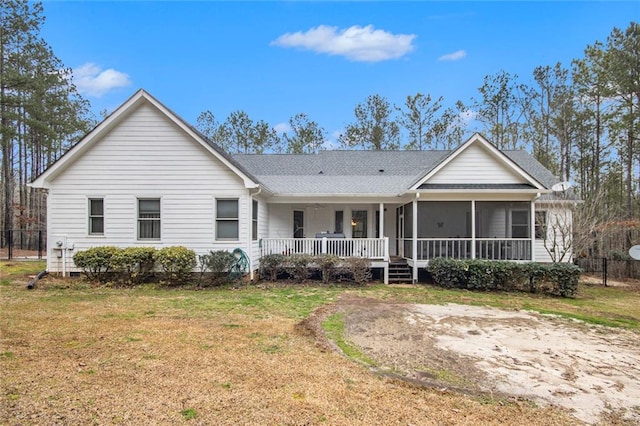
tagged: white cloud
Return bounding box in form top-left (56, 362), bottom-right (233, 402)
top-left (459, 109), bottom-right (478, 125)
top-left (73, 63), bottom-right (131, 97)
top-left (438, 50), bottom-right (467, 61)
top-left (320, 129), bottom-right (342, 150)
top-left (271, 25), bottom-right (416, 62)
top-left (273, 122), bottom-right (292, 134)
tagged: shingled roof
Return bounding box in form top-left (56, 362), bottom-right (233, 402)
top-left (233, 148), bottom-right (562, 197)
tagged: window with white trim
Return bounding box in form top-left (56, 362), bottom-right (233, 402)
top-left (138, 199), bottom-right (161, 240)
top-left (89, 198), bottom-right (104, 235)
top-left (252, 200), bottom-right (258, 241)
top-left (217, 199), bottom-right (239, 240)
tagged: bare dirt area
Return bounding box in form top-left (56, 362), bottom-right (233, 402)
top-left (304, 296), bottom-right (640, 425)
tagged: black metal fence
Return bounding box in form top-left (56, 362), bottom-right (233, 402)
top-left (575, 257), bottom-right (608, 286)
top-left (0, 230), bottom-right (45, 260)
top-left (575, 257), bottom-right (640, 285)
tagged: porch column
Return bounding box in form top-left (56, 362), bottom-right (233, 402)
top-left (379, 202), bottom-right (385, 259)
top-left (412, 197), bottom-right (418, 283)
top-left (471, 200), bottom-right (476, 259)
top-left (530, 200), bottom-right (536, 262)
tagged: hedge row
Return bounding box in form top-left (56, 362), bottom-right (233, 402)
top-left (73, 246), bottom-right (239, 286)
top-left (259, 254), bottom-right (371, 285)
top-left (426, 258), bottom-right (581, 297)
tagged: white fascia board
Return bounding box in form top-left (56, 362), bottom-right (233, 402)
top-left (409, 188), bottom-right (548, 195)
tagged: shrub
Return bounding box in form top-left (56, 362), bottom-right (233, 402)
top-left (541, 263), bottom-right (581, 297)
top-left (286, 254), bottom-right (313, 283)
top-left (260, 254), bottom-right (286, 282)
top-left (111, 247), bottom-right (156, 285)
top-left (427, 258), bottom-right (468, 289)
top-left (343, 257), bottom-right (371, 285)
top-left (427, 258), bottom-right (581, 298)
top-left (73, 246), bottom-right (120, 282)
top-left (198, 250), bottom-right (235, 286)
top-left (154, 246), bottom-right (196, 284)
top-left (314, 254), bottom-right (340, 284)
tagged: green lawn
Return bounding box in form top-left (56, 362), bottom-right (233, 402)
top-left (2, 260), bottom-right (639, 329)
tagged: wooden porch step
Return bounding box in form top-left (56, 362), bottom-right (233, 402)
top-left (388, 260), bottom-right (412, 283)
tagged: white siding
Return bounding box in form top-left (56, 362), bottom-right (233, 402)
top-left (429, 144), bottom-right (527, 184)
top-left (268, 204), bottom-right (291, 238)
top-left (46, 103), bottom-right (251, 272)
top-left (534, 203), bottom-right (573, 263)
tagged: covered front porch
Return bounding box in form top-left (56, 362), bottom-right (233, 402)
top-left (259, 197), bottom-right (540, 283)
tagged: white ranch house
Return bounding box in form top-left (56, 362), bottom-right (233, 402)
top-left (30, 90), bottom-right (574, 283)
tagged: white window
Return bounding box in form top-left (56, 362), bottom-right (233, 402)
top-left (217, 199), bottom-right (239, 240)
top-left (138, 199), bottom-right (161, 240)
top-left (335, 210), bottom-right (344, 234)
top-left (252, 200), bottom-right (258, 241)
top-left (89, 198), bottom-right (104, 235)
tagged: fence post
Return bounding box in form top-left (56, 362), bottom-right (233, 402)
top-left (7, 230), bottom-right (12, 260)
top-left (603, 257), bottom-right (607, 287)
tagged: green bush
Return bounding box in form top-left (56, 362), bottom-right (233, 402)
top-left (198, 250), bottom-right (235, 286)
top-left (286, 254), bottom-right (313, 283)
top-left (342, 257), bottom-right (371, 285)
top-left (260, 254), bottom-right (286, 282)
top-left (427, 258), bottom-right (581, 298)
top-left (427, 258), bottom-right (468, 289)
top-left (314, 254), bottom-right (340, 284)
top-left (154, 246), bottom-right (196, 284)
top-left (73, 246), bottom-right (120, 282)
top-left (539, 263), bottom-right (581, 297)
top-left (111, 247), bottom-right (156, 285)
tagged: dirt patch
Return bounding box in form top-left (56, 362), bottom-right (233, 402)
top-left (303, 296), bottom-right (640, 425)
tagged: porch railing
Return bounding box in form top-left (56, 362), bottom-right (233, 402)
top-left (476, 238), bottom-right (531, 261)
top-left (417, 238), bottom-right (473, 260)
top-left (402, 238), bottom-right (532, 261)
top-left (260, 238), bottom-right (389, 260)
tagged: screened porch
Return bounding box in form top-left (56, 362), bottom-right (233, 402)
top-left (398, 201), bottom-right (538, 262)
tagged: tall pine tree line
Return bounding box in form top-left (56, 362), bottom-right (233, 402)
top-left (0, 0), bottom-right (93, 246)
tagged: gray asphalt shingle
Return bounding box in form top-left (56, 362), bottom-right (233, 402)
top-left (232, 149), bottom-right (563, 196)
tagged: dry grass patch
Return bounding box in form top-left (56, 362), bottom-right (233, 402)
top-left (0, 263), bottom-right (587, 424)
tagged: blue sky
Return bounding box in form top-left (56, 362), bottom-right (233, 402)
top-left (41, 1), bottom-right (639, 147)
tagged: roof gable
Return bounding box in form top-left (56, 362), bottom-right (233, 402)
top-left (410, 133), bottom-right (546, 191)
top-left (30, 89), bottom-right (258, 189)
